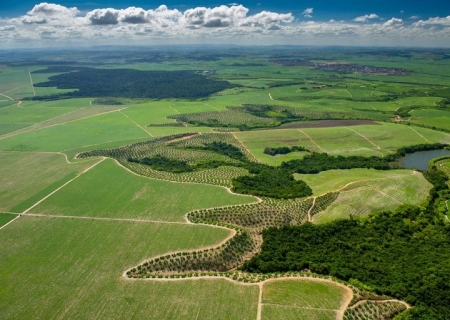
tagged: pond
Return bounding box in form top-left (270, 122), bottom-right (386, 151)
top-left (400, 149), bottom-right (450, 171)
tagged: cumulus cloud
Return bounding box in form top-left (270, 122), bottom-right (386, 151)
top-left (383, 18), bottom-right (403, 27)
top-left (413, 16), bottom-right (450, 27)
top-left (87, 9), bottom-right (119, 25)
top-left (409, 15), bottom-right (420, 20)
top-left (302, 8), bottom-right (313, 18)
top-left (20, 2), bottom-right (79, 24)
top-left (184, 5), bottom-right (248, 28)
top-left (0, 25), bottom-right (16, 31)
top-left (353, 14), bottom-right (379, 23)
top-left (2, 3), bottom-right (450, 47)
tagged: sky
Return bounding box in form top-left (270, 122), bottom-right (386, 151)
top-left (1, 1), bottom-right (450, 48)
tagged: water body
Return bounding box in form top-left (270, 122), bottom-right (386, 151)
top-left (400, 149), bottom-right (450, 171)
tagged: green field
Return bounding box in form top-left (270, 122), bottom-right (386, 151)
top-left (295, 168), bottom-right (428, 195)
top-left (31, 159), bottom-right (256, 221)
top-left (236, 123), bottom-right (450, 165)
top-left (0, 213), bottom-right (17, 227)
top-left (312, 171), bottom-right (431, 223)
top-left (2, 48), bottom-right (449, 319)
top-left (261, 279), bottom-right (349, 320)
top-left (0, 152), bottom-right (97, 212)
top-left (0, 217), bottom-right (258, 319)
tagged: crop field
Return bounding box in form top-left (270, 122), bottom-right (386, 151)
top-left (0, 217), bottom-right (259, 319)
top-left (261, 279), bottom-right (350, 320)
top-left (235, 123), bottom-right (450, 164)
top-left (2, 48), bottom-right (450, 319)
top-left (0, 213), bottom-right (17, 227)
top-left (0, 152), bottom-right (97, 212)
top-left (31, 159), bottom-right (256, 222)
top-left (295, 169), bottom-right (426, 195)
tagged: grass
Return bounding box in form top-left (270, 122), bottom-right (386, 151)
top-left (0, 111), bottom-right (149, 152)
top-left (235, 123), bottom-right (450, 164)
top-left (0, 152), bottom-right (97, 212)
top-left (0, 213), bottom-right (17, 227)
top-left (32, 159), bottom-right (256, 222)
top-left (295, 169), bottom-right (423, 195)
top-left (262, 305), bottom-right (337, 320)
top-left (313, 172), bottom-right (431, 224)
top-left (0, 216), bottom-right (259, 319)
top-left (262, 279), bottom-right (348, 310)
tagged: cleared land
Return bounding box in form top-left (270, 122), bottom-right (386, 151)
top-left (31, 159), bottom-right (256, 222)
top-left (312, 171), bottom-right (431, 224)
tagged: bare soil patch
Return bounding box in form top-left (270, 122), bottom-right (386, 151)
top-left (277, 120), bottom-right (380, 129)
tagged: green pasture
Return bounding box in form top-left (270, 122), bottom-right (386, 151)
top-left (313, 172), bottom-right (431, 224)
top-left (234, 129), bottom-right (317, 165)
top-left (0, 110), bottom-right (149, 152)
top-left (262, 279), bottom-right (347, 309)
top-left (394, 97), bottom-right (442, 107)
top-left (261, 279), bottom-right (347, 320)
top-left (0, 217), bottom-right (258, 319)
top-left (0, 123), bottom-right (31, 136)
top-left (20, 98), bottom-right (93, 108)
top-left (262, 305), bottom-right (336, 320)
top-left (0, 213), bottom-right (17, 227)
top-left (410, 109), bottom-right (450, 131)
top-left (32, 159), bottom-right (256, 222)
top-left (305, 99), bottom-right (399, 112)
top-left (0, 104), bottom-right (78, 124)
top-left (295, 169), bottom-right (423, 195)
top-left (0, 67), bottom-right (34, 100)
top-left (235, 123), bottom-right (450, 165)
top-left (0, 152), bottom-right (97, 212)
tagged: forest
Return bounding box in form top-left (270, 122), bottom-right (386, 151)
top-left (32, 67), bottom-right (237, 99)
top-left (242, 169), bottom-right (450, 319)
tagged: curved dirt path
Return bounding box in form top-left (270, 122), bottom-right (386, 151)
top-left (298, 129), bottom-right (326, 153)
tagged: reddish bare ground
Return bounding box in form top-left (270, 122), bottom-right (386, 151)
top-left (276, 120), bottom-right (380, 129)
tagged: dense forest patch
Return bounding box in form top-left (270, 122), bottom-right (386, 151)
top-left (32, 67), bottom-right (237, 99)
top-left (242, 168), bottom-right (450, 319)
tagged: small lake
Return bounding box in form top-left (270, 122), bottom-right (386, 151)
top-left (400, 149), bottom-right (450, 171)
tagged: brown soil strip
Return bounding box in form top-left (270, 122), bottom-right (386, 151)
top-left (165, 133), bottom-right (198, 144)
top-left (278, 120), bottom-right (380, 129)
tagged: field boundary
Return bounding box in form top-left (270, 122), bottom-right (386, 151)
top-left (22, 157), bottom-right (105, 213)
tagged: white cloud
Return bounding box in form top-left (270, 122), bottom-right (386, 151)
top-left (87, 9), bottom-right (119, 25)
top-left (302, 8), bottom-right (313, 18)
top-left (20, 2), bottom-right (79, 25)
top-left (413, 16), bottom-right (450, 27)
top-left (1, 3), bottom-right (450, 47)
top-left (0, 25), bottom-right (16, 31)
top-left (353, 14), bottom-right (379, 23)
top-left (409, 15), bottom-right (420, 20)
top-left (383, 18), bottom-right (403, 27)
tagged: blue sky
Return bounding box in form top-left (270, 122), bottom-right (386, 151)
top-left (1, 1), bottom-right (450, 48)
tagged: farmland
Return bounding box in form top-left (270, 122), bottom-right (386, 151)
top-left (1, 47), bottom-right (450, 319)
